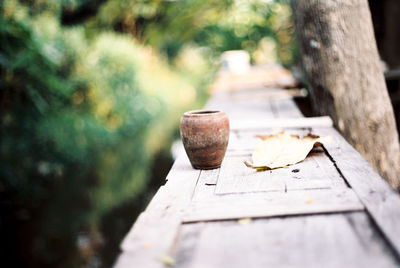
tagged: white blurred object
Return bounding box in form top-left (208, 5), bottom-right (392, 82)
top-left (221, 50), bottom-right (250, 74)
top-left (171, 139), bottom-right (185, 160)
top-left (380, 59), bottom-right (389, 73)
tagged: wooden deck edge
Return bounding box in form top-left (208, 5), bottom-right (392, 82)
top-left (116, 157), bottom-right (201, 267)
top-left (315, 127), bottom-right (400, 257)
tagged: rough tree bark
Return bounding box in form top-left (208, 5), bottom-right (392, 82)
top-left (291, 0), bottom-right (400, 189)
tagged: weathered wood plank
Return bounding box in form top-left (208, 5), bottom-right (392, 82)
top-left (315, 127), bottom-right (400, 256)
top-left (205, 99), bottom-right (275, 121)
top-left (285, 178), bottom-right (332, 191)
top-left (191, 151), bottom-right (345, 203)
top-left (183, 189), bottom-right (363, 223)
top-left (115, 210), bottom-right (181, 268)
top-left (230, 116), bottom-right (332, 130)
top-left (191, 169), bottom-right (220, 203)
top-left (270, 98), bottom-right (304, 118)
top-left (232, 128), bottom-right (311, 152)
top-left (176, 212), bottom-right (399, 268)
top-left (116, 153), bottom-right (201, 267)
top-left (215, 149), bottom-right (346, 195)
top-left (215, 155), bottom-right (286, 194)
top-left (311, 148), bottom-right (349, 188)
top-left (226, 88), bottom-right (305, 102)
top-left (165, 153), bottom-right (195, 181)
top-left (226, 130), bottom-right (249, 153)
top-left (114, 251), bottom-right (162, 268)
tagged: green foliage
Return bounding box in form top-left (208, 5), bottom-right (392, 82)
top-left (1, 5), bottom-right (88, 266)
top-left (92, 0), bottom-right (296, 65)
top-left (1, 1), bottom-right (208, 266)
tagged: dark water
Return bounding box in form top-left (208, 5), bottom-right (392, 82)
top-left (0, 151), bottom-right (174, 268)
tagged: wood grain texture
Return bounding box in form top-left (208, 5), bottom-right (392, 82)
top-left (205, 99), bottom-right (275, 121)
top-left (225, 87), bottom-right (305, 102)
top-left (215, 149), bottom-right (347, 195)
top-left (115, 210), bottom-right (181, 268)
top-left (230, 116), bottom-right (332, 130)
top-left (176, 212), bottom-right (399, 268)
top-left (315, 126), bottom-right (400, 256)
top-left (215, 155), bottom-right (285, 194)
top-left (116, 153), bottom-right (201, 268)
top-left (165, 153), bottom-right (196, 181)
top-left (233, 128), bottom-right (311, 152)
top-left (191, 169), bottom-right (220, 203)
top-left (270, 98), bottom-right (304, 118)
top-left (225, 130), bottom-right (252, 154)
top-left (183, 189), bottom-right (363, 223)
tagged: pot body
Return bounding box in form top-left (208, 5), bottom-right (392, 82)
top-left (180, 110), bottom-right (229, 169)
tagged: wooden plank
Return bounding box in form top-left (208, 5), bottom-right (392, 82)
top-left (231, 128), bottom-right (311, 152)
top-left (114, 251), bottom-right (161, 268)
top-left (117, 153), bottom-right (201, 267)
top-left (165, 153), bottom-right (195, 181)
top-left (285, 178), bottom-right (333, 191)
top-left (230, 116), bottom-right (333, 130)
top-left (311, 149), bottom-right (349, 188)
top-left (116, 210), bottom-right (181, 268)
top-left (176, 212), bottom-right (399, 268)
top-left (191, 169), bottom-right (220, 202)
top-left (226, 130), bottom-right (250, 153)
top-left (215, 149), bottom-right (346, 195)
top-left (205, 99), bottom-right (276, 121)
top-left (227, 88), bottom-right (305, 101)
top-left (270, 98), bottom-right (304, 118)
top-left (183, 189), bottom-right (363, 223)
top-left (315, 127), bottom-right (400, 256)
top-left (215, 155), bottom-right (286, 194)
top-left (191, 154), bottom-right (345, 203)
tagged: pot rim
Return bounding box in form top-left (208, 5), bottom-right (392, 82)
top-left (183, 110), bottom-right (224, 117)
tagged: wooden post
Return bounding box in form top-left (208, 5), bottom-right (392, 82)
top-left (291, 0), bottom-right (400, 189)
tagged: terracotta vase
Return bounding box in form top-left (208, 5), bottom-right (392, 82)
top-left (180, 110), bottom-right (229, 170)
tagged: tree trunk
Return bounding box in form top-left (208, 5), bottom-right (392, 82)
top-left (291, 0), bottom-right (400, 189)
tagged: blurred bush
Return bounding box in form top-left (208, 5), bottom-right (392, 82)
top-left (93, 0), bottom-right (296, 65)
top-left (0, 1), bottom-right (212, 266)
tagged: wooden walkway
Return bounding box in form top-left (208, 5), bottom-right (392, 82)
top-left (115, 65), bottom-right (400, 268)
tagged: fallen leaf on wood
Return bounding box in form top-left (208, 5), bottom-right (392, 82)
top-left (237, 217), bottom-right (252, 225)
top-left (159, 255), bottom-right (176, 267)
top-left (244, 132), bottom-right (332, 170)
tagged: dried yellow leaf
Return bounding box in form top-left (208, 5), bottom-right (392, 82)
top-left (245, 132), bottom-right (332, 170)
top-left (237, 217), bottom-right (252, 225)
top-left (159, 255), bottom-right (176, 267)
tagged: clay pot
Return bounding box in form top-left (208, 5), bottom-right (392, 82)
top-left (180, 110), bottom-right (229, 170)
